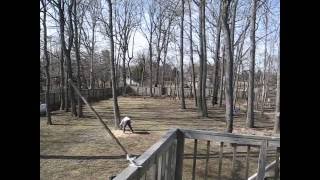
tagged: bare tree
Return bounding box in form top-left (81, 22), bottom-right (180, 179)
top-left (115, 0), bottom-right (140, 91)
top-left (41, 0), bottom-right (53, 125)
top-left (187, 0), bottom-right (197, 107)
top-left (106, 0), bottom-right (121, 128)
top-left (52, 0), bottom-right (77, 116)
top-left (212, 1), bottom-right (222, 106)
top-left (196, 0), bottom-right (208, 117)
top-left (179, 0), bottom-right (186, 109)
top-left (141, 0), bottom-right (157, 96)
top-left (246, 0), bottom-right (257, 128)
top-left (221, 0), bottom-right (234, 133)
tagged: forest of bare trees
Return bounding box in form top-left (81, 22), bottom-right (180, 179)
top-left (40, 0), bottom-right (280, 133)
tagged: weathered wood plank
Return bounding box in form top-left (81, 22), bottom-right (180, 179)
top-left (191, 139), bottom-right (198, 180)
top-left (256, 140), bottom-right (268, 180)
top-left (218, 142), bottom-right (224, 180)
top-left (160, 151), bottom-right (166, 180)
top-left (175, 130), bottom-right (185, 180)
top-left (204, 141), bottom-right (210, 180)
top-left (231, 144), bottom-right (237, 180)
top-left (181, 129), bottom-right (280, 147)
top-left (245, 145), bottom-right (251, 179)
top-left (274, 147), bottom-right (280, 180)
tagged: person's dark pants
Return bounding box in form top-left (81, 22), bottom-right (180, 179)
top-left (123, 121), bottom-right (134, 133)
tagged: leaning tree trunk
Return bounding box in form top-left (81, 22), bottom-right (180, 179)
top-left (274, 41), bottom-right (280, 134)
top-left (188, 0), bottom-right (197, 107)
top-left (246, 0), bottom-right (257, 128)
top-left (41, 0), bottom-right (52, 125)
top-left (107, 0), bottom-right (121, 128)
top-left (212, 2), bottom-right (222, 106)
top-left (221, 0), bottom-right (234, 133)
top-left (180, 0), bottom-right (186, 109)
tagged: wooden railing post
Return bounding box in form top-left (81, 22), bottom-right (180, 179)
top-left (256, 140), bottom-right (268, 180)
top-left (175, 130), bottom-right (184, 180)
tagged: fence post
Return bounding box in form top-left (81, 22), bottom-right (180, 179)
top-left (175, 129), bottom-right (184, 180)
top-left (256, 140), bottom-right (268, 180)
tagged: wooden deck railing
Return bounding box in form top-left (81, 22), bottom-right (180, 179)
top-left (114, 129), bottom-right (280, 180)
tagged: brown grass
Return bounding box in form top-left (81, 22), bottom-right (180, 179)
top-left (40, 96), bottom-right (277, 180)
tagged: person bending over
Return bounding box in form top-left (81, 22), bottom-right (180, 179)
top-left (120, 116), bottom-right (134, 133)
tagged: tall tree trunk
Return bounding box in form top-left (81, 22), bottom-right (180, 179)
top-left (219, 46), bottom-right (225, 107)
top-left (180, 0), bottom-right (186, 109)
top-left (261, 9), bottom-right (268, 114)
top-left (122, 48), bottom-right (127, 89)
top-left (201, 0), bottom-right (208, 117)
top-left (73, 0), bottom-right (82, 118)
top-left (58, 0), bottom-right (77, 116)
top-left (197, 0), bottom-right (204, 113)
top-left (230, 0), bottom-right (238, 56)
top-left (149, 36), bottom-right (153, 97)
top-left (127, 61), bottom-right (132, 85)
top-left (41, 0), bottom-right (52, 125)
top-left (188, 0), bottom-right (197, 107)
top-left (212, 2), bottom-right (222, 106)
top-left (107, 0), bottom-right (121, 128)
top-left (89, 24), bottom-right (95, 90)
top-left (140, 55), bottom-right (145, 87)
top-left (274, 40), bottom-right (280, 134)
top-left (221, 0), bottom-right (234, 133)
top-left (59, 46), bottom-right (65, 110)
top-left (246, 0), bottom-right (257, 128)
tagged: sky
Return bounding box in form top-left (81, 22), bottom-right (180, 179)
top-left (43, 0), bottom-right (279, 71)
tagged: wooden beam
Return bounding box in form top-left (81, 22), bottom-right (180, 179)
top-left (175, 129), bottom-right (185, 180)
top-left (181, 129), bottom-right (280, 147)
top-left (204, 141), bottom-right (211, 180)
top-left (192, 139), bottom-right (198, 180)
top-left (256, 140), bottom-right (268, 180)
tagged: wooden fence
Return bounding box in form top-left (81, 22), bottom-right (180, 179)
top-left (129, 86), bottom-right (247, 98)
top-left (114, 129), bottom-right (280, 180)
top-left (40, 87), bottom-right (124, 110)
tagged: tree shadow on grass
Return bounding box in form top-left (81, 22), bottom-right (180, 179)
top-left (133, 131), bottom-right (150, 135)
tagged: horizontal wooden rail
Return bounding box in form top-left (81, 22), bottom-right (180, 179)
top-left (180, 129), bottom-right (280, 147)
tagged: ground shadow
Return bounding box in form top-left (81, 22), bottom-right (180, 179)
top-left (133, 131), bottom-right (150, 135)
top-left (40, 154), bottom-right (139, 160)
